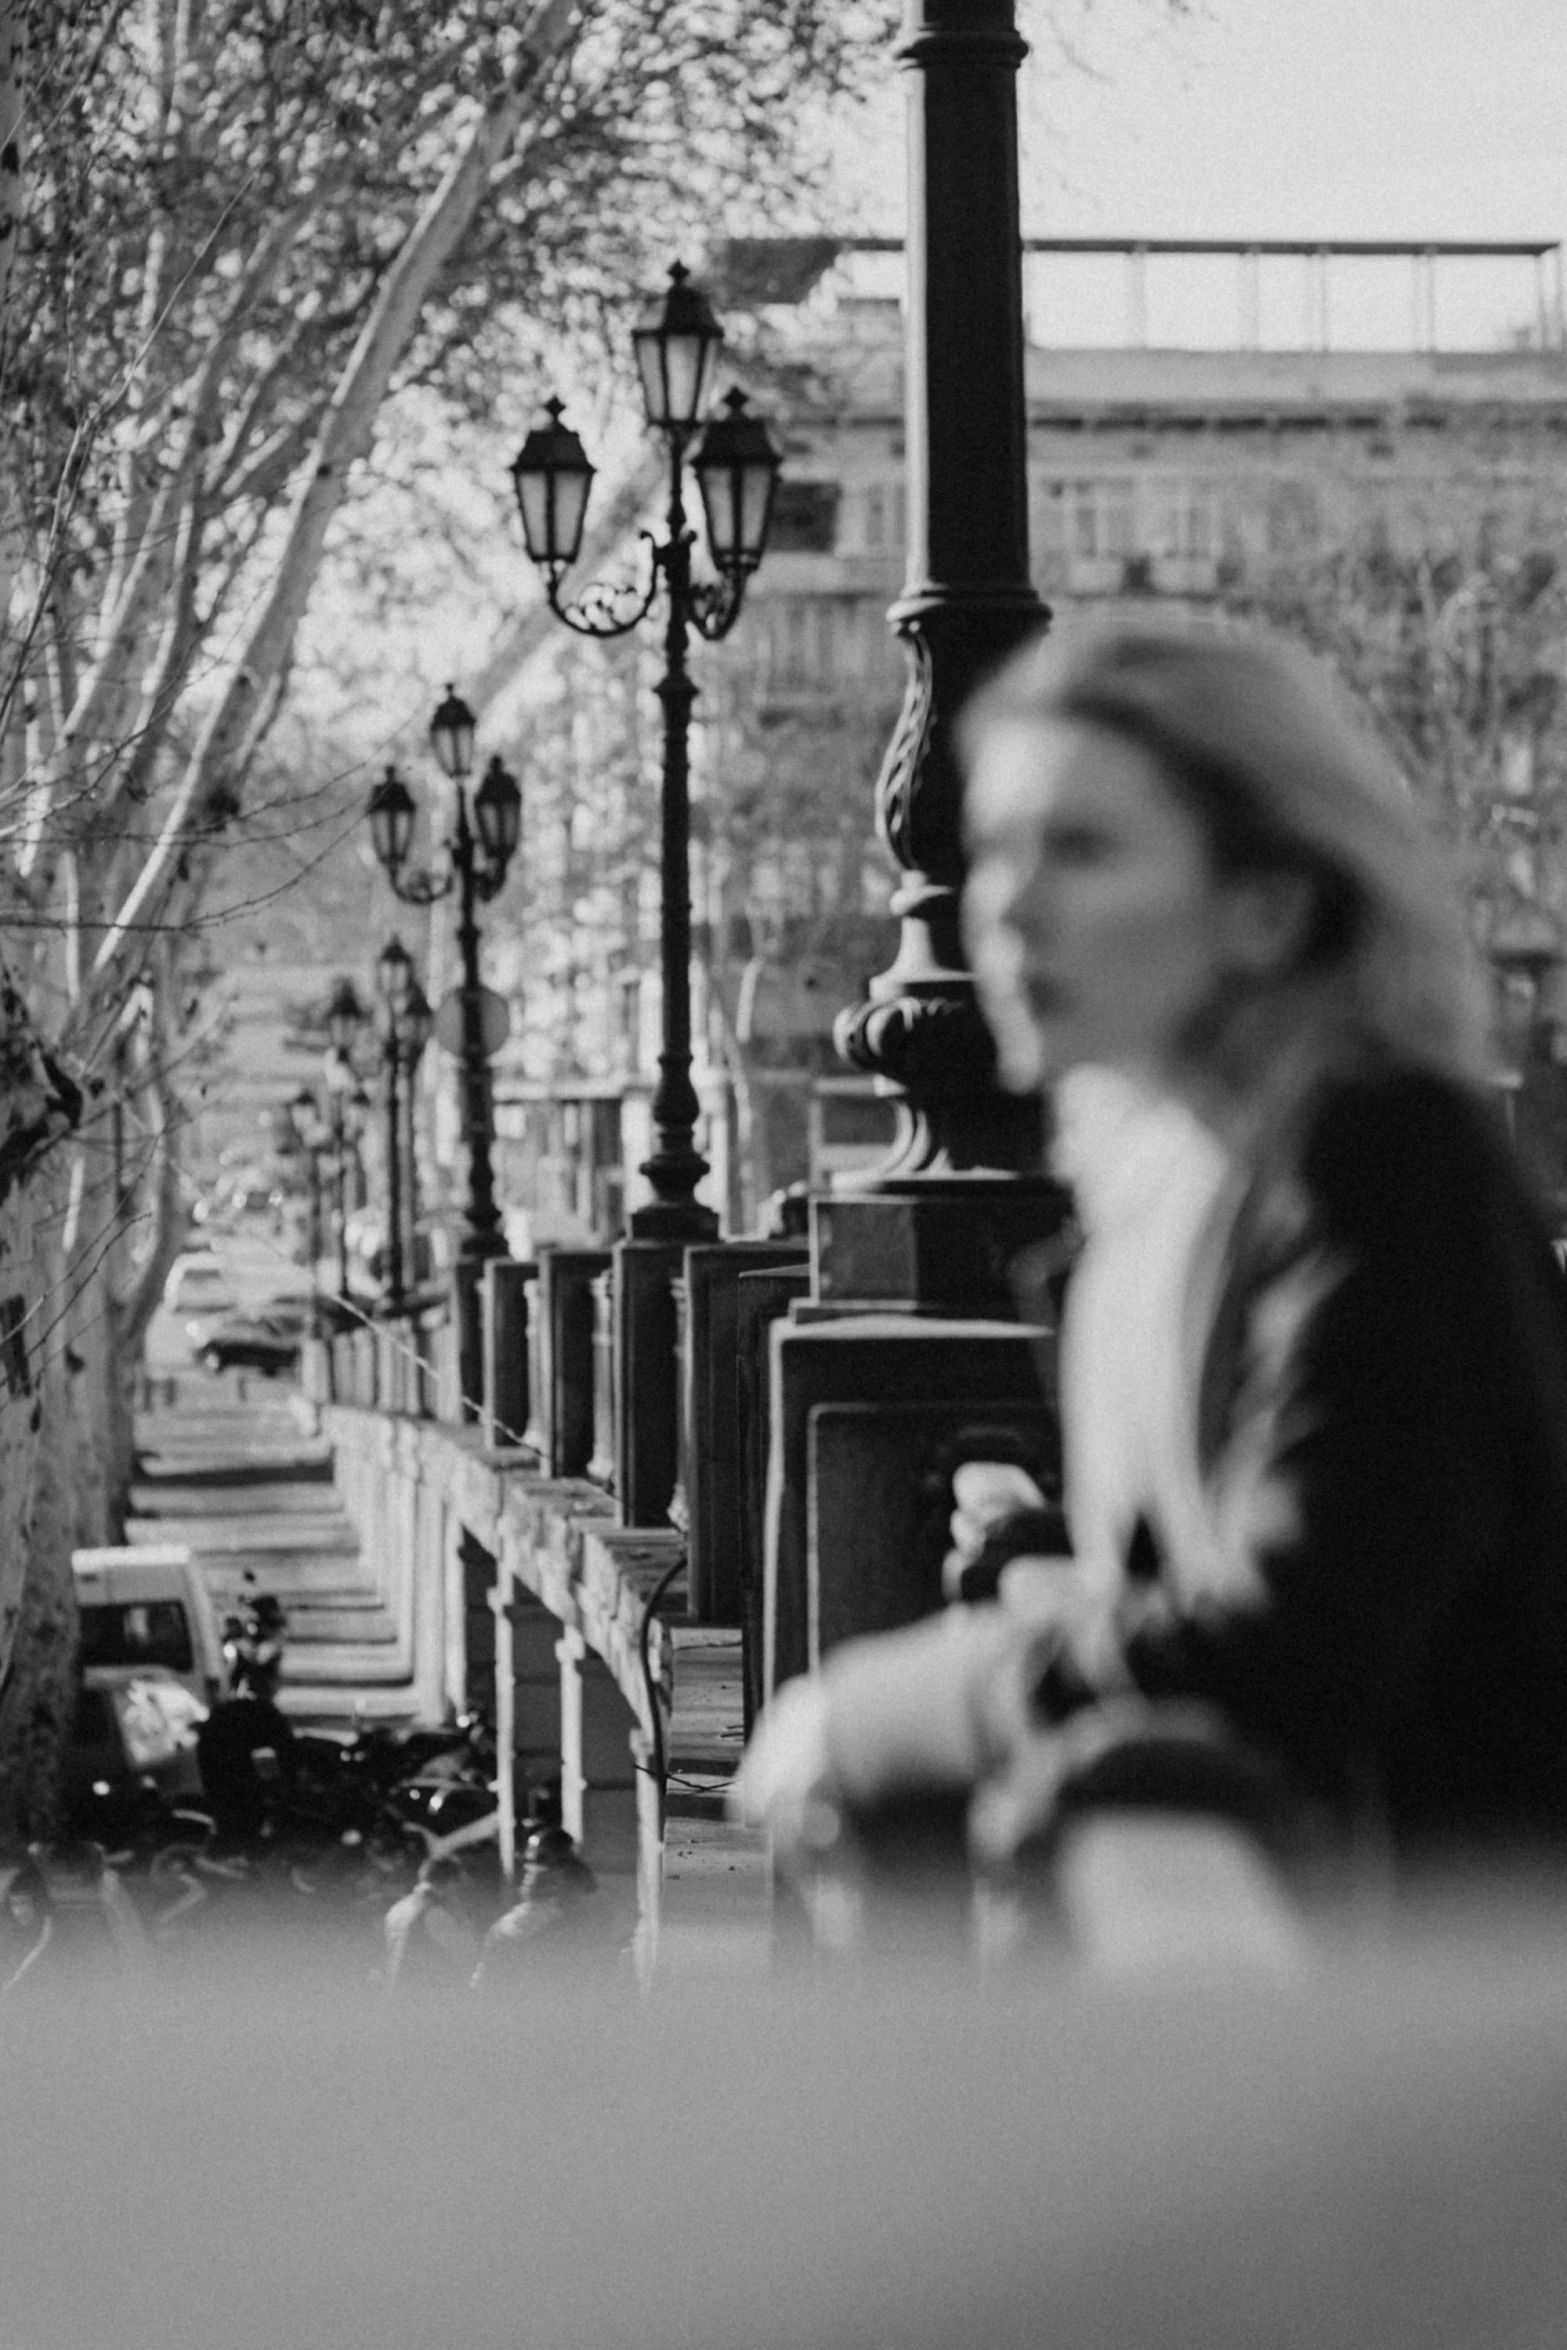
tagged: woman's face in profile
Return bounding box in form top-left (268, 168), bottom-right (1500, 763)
top-left (963, 717), bottom-right (1245, 1092)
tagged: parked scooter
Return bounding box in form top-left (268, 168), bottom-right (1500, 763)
top-left (292, 1711), bottom-right (501, 1882)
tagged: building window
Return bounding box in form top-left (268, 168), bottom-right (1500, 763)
top-left (767, 598), bottom-right (840, 694)
top-left (768, 481), bottom-right (841, 554)
top-left (1033, 479), bottom-right (1068, 558)
top-left (1265, 480), bottom-right (1321, 558)
top-left (862, 482), bottom-right (906, 553)
top-left (1068, 478), bottom-right (1137, 562)
top-left (1035, 475), bottom-right (1222, 583)
top-left (1144, 479), bottom-right (1217, 561)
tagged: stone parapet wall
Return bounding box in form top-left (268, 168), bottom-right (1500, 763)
top-left (317, 1404), bottom-right (752, 1955)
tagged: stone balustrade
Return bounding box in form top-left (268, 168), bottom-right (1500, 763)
top-left (311, 1396), bottom-right (756, 1964)
top-left (299, 1216), bottom-right (1056, 1972)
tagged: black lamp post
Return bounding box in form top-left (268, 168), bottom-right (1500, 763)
top-left (400, 976), bottom-right (433, 1283)
top-left (285, 1085), bottom-right (328, 1302)
top-left (365, 701), bottom-right (521, 1271)
top-left (374, 935), bottom-right (433, 1313)
top-left (509, 263), bottom-right (782, 1241)
top-left (319, 977), bottom-right (369, 1307)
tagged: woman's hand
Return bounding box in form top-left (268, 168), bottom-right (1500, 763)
top-left (731, 1600), bottom-right (1088, 1848)
top-left (730, 1615), bottom-right (1005, 1844)
top-left (943, 1460), bottom-right (1067, 1602)
top-left (726, 1674), bottom-right (837, 1852)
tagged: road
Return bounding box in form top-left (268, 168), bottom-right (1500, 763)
top-left (131, 1359), bottom-right (419, 1728)
top-left (143, 1225), bottom-right (322, 1372)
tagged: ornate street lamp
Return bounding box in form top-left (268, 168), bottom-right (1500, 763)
top-left (283, 1085), bottom-right (324, 1306)
top-left (313, 978), bottom-right (370, 1308)
top-left (321, 1061), bottom-right (359, 1308)
top-left (400, 977), bottom-right (434, 1286)
top-left (374, 934), bottom-right (432, 1314)
top-left (367, 765), bottom-right (417, 879)
top-left (286, 1085), bottom-right (329, 1303)
top-left (429, 684), bottom-right (478, 785)
top-left (325, 975), bottom-right (370, 1059)
top-left (363, 698), bottom-right (521, 1273)
top-left (509, 262), bottom-right (781, 1240)
top-left (377, 933), bottom-right (413, 1015)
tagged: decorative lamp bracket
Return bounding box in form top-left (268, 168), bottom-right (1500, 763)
top-left (545, 533), bottom-right (662, 639)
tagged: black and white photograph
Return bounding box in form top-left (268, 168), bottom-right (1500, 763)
top-left (3, 3), bottom-right (1567, 2343)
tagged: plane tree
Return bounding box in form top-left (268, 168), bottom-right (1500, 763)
top-left (0, 0), bottom-right (893, 1836)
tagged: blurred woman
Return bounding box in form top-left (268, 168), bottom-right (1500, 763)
top-left (735, 616), bottom-right (1567, 1868)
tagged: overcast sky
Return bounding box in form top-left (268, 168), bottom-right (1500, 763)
top-left (830, 0), bottom-right (1567, 348)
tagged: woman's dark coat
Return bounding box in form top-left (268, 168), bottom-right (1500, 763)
top-left (1107, 1068), bottom-right (1567, 1855)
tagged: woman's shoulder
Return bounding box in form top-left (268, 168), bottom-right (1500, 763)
top-left (1287, 1061), bottom-right (1556, 1280)
top-left (1299, 1062), bottom-right (1509, 1198)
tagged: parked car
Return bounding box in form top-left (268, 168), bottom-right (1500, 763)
top-left (162, 1250), bottom-right (236, 1318)
top-left (197, 1307), bottom-right (305, 1375)
top-left (162, 1250), bottom-right (238, 1350)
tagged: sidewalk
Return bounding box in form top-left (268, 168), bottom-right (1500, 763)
top-left (129, 1370), bottom-right (421, 1726)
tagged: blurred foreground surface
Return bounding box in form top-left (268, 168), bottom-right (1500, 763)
top-left (3, 1889), bottom-right (1566, 2350)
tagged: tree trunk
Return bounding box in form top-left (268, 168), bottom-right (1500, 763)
top-left (93, 0), bottom-right (580, 1000)
top-left (0, 0), bottom-right (25, 703)
top-left (0, 1158), bottom-right (76, 1848)
top-left (64, 1020), bottom-right (187, 1546)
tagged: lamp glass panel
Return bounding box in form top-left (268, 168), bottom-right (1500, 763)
top-left (548, 464), bottom-right (591, 568)
top-left (368, 771), bottom-right (416, 870)
top-left (696, 458), bottom-right (736, 564)
top-left (325, 980), bottom-right (367, 1057)
top-left (514, 463), bottom-right (553, 558)
top-left (377, 937), bottom-right (413, 1010)
top-left (510, 410), bottom-right (594, 567)
top-left (632, 327), bottom-right (668, 428)
top-left (632, 270), bottom-right (721, 430)
top-left (694, 396), bottom-right (780, 572)
top-left (429, 690), bottom-right (476, 781)
top-left (644, 327), bottom-right (711, 429)
top-left (739, 460), bottom-right (778, 562)
top-left (474, 757), bottom-right (521, 865)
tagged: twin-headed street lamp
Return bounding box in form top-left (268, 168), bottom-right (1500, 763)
top-left (320, 978), bottom-right (371, 1306)
top-left (508, 261), bottom-right (782, 1241)
top-left (280, 1087), bottom-right (326, 1297)
top-left (374, 935), bottom-right (433, 1313)
top-left (365, 696), bottom-right (521, 1271)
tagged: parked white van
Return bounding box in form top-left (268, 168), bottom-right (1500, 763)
top-left (72, 1545), bottom-right (227, 1708)
top-left (162, 1250), bottom-right (236, 1327)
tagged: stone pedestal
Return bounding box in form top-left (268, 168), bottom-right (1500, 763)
top-left (536, 1248), bottom-right (609, 1478)
top-left (680, 1242), bottom-right (810, 1623)
top-left (612, 1238), bottom-right (684, 1529)
top-left (451, 1258), bottom-right (485, 1424)
top-left (589, 1267), bottom-right (616, 1489)
top-left (811, 1180), bottom-right (1067, 1319)
top-left (764, 1312), bottom-right (1054, 1696)
top-left (523, 1266), bottom-right (547, 1454)
top-left (736, 1262), bottom-right (813, 1725)
top-left (481, 1257), bottom-right (535, 1453)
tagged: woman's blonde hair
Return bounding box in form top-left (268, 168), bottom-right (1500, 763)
top-left (959, 612), bottom-right (1492, 1125)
